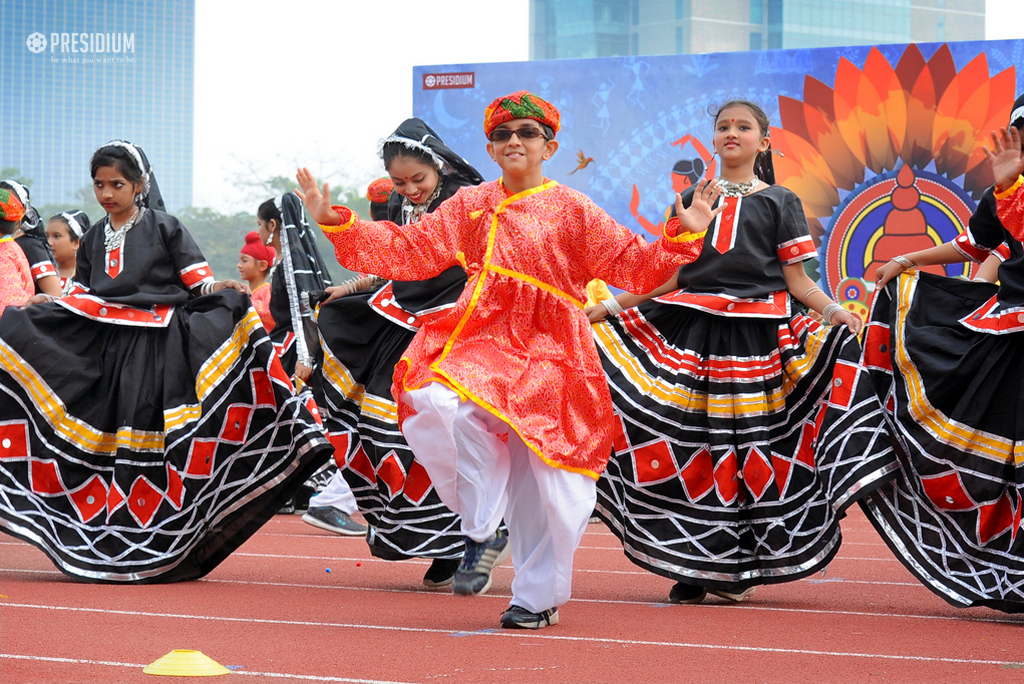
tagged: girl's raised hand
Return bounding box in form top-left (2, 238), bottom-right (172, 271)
top-left (295, 167), bottom-right (341, 226)
top-left (983, 127), bottom-right (1024, 191)
top-left (674, 178), bottom-right (724, 234)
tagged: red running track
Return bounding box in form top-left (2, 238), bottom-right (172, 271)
top-left (1, 507), bottom-right (1023, 683)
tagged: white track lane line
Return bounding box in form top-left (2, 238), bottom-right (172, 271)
top-left (0, 564), bottom-right (926, 590)
top-left (0, 653), bottom-right (417, 683)
top-left (2, 604), bottom-right (1020, 667)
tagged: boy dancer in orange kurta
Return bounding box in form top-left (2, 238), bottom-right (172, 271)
top-left (297, 91), bottom-right (722, 629)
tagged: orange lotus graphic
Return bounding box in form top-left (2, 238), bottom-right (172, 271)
top-left (771, 44), bottom-right (1016, 312)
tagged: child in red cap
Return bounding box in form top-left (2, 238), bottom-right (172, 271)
top-left (0, 188), bottom-right (34, 309)
top-left (238, 230), bottom-right (276, 331)
top-left (297, 90), bottom-right (721, 629)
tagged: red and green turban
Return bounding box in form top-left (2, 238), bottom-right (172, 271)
top-left (483, 91), bottom-right (561, 138)
top-left (0, 188), bottom-right (25, 222)
top-left (366, 177), bottom-right (394, 204)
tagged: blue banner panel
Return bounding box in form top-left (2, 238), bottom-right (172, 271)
top-left (414, 40), bottom-right (1022, 311)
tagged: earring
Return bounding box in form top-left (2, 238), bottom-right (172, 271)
top-left (264, 231), bottom-right (273, 246)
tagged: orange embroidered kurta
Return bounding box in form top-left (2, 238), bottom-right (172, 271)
top-left (0, 236), bottom-right (34, 309)
top-left (250, 282), bottom-right (275, 332)
top-left (321, 179), bottom-right (705, 478)
top-left (996, 175), bottom-right (1024, 239)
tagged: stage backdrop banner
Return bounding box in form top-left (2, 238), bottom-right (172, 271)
top-left (413, 40), bottom-right (1022, 316)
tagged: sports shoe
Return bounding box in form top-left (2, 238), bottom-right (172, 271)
top-left (301, 506), bottom-right (368, 537)
top-left (500, 605), bottom-right (559, 630)
top-left (709, 587), bottom-right (756, 602)
top-left (422, 558), bottom-right (461, 588)
top-left (668, 582), bottom-right (707, 604)
top-left (452, 529), bottom-right (510, 596)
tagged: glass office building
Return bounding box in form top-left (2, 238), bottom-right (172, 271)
top-left (530, 0), bottom-right (984, 59)
top-left (0, 0), bottom-right (194, 210)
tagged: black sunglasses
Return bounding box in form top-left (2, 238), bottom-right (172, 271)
top-left (488, 126), bottom-right (548, 142)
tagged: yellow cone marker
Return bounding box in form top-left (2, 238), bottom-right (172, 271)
top-left (143, 650), bottom-right (230, 677)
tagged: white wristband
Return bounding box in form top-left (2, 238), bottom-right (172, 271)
top-left (602, 297), bottom-right (624, 316)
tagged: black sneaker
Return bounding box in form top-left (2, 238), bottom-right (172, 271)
top-left (278, 497), bottom-right (296, 515)
top-left (423, 558), bottom-right (461, 588)
top-left (301, 506), bottom-right (368, 537)
top-left (452, 529), bottom-right (510, 596)
top-left (500, 605), bottom-right (559, 629)
top-left (668, 582), bottom-right (707, 604)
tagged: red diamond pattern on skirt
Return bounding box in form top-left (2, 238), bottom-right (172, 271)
top-left (30, 459), bottom-right (64, 495)
top-left (403, 460), bottom-right (434, 505)
top-left (921, 470), bottom-right (977, 511)
top-left (795, 420), bottom-right (816, 471)
top-left (348, 443), bottom-right (376, 483)
top-left (305, 396), bottom-right (323, 428)
top-left (376, 451), bottom-right (407, 499)
top-left (165, 464), bottom-right (184, 509)
top-left (68, 474), bottom-right (108, 523)
top-left (268, 354), bottom-right (292, 387)
top-left (327, 432), bottom-right (351, 468)
top-left (612, 415), bottom-right (630, 454)
top-left (185, 439), bottom-right (217, 478)
top-left (632, 440), bottom-right (676, 485)
top-left (679, 447), bottom-right (714, 501)
top-left (743, 446), bottom-right (773, 502)
top-left (714, 449), bottom-right (739, 505)
top-left (977, 491), bottom-right (1016, 545)
top-left (0, 420), bottom-right (30, 460)
top-left (219, 404), bottom-right (254, 444)
top-left (127, 476), bottom-right (162, 528)
top-left (1015, 493), bottom-right (1023, 543)
top-left (862, 322), bottom-right (893, 372)
top-left (828, 359), bottom-right (860, 409)
top-left (107, 482), bottom-right (125, 517)
top-left (250, 368), bottom-right (277, 408)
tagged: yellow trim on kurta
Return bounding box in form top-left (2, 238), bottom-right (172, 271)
top-left (487, 265), bottom-right (585, 308)
top-left (434, 180), bottom-right (558, 367)
top-left (994, 175), bottom-right (1024, 200)
top-left (892, 272), bottom-right (1013, 461)
top-left (664, 228), bottom-right (708, 244)
top-left (397, 178), bottom-right (602, 479)
top-left (318, 207), bottom-right (358, 234)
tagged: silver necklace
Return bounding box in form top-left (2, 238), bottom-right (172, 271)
top-left (103, 207), bottom-right (141, 252)
top-left (402, 181), bottom-right (443, 225)
top-left (716, 178), bottom-right (759, 197)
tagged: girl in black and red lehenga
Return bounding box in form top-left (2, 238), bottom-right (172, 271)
top-left (0, 140), bottom-right (331, 582)
top-left (312, 118), bottom-right (484, 587)
top-left (862, 102), bottom-right (1024, 613)
top-left (588, 100), bottom-right (897, 604)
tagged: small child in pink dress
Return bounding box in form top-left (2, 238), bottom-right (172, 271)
top-left (237, 230), bottom-right (276, 331)
top-left (0, 188), bottom-right (34, 309)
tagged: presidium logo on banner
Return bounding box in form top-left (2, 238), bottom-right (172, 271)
top-left (422, 72), bottom-right (475, 90)
top-left (25, 31), bottom-right (136, 54)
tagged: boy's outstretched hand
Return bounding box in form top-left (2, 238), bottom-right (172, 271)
top-left (984, 127), bottom-right (1024, 192)
top-left (674, 178), bottom-right (725, 234)
top-left (295, 167), bottom-right (341, 226)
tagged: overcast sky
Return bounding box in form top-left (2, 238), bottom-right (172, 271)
top-left (193, 0), bottom-right (1024, 214)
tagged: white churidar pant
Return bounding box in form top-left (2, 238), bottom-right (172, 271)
top-left (308, 469), bottom-right (358, 514)
top-left (402, 382), bottom-right (596, 614)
